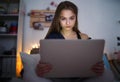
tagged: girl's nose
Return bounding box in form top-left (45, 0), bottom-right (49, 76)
top-left (66, 19), bottom-right (70, 25)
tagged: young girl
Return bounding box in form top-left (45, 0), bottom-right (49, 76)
top-left (36, 1), bottom-right (114, 82)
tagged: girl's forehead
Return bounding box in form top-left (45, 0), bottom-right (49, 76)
top-left (60, 9), bottom-right (75, 16)
top-left (61, 9), bottom-right (74, 13)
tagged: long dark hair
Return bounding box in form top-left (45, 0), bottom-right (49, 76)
top-left (45, 1), bottom-right (80, 38)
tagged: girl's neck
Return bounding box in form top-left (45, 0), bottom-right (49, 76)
top-left (61, 30), bottom-right (77, 39)
top-left (61, 30), bottom-right (74, 36)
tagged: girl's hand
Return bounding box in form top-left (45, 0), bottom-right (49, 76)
top-left (91, 61), bottom-right (104, 76)
top-left (35, 61), bottom-right (52, 77)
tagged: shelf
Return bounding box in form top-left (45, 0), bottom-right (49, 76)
top-left (0, 33), bottom-right (17, 37)
top-left (0, 55), bottom-right (16, 58)
top-left (0, 54), bottom-right (16, 78)
top-left (0, 14), bottom-right (18, 21)
top-left (30, 10), bottom-right (55, 28)
top-left (0, 14), bottom-right (19, 17)
top-left (0, 0), bottom-right (19, 3)
top-left (0, 0), bottom-right (24, 78)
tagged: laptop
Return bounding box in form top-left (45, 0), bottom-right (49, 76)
top-left (40, 39), bottom-right (105, 78)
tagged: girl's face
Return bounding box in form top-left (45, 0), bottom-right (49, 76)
top-left (59, 9), bottom-right (76, 31)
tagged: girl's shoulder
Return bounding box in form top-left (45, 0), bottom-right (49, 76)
top-left (79, 33), bottom-right (89, 40)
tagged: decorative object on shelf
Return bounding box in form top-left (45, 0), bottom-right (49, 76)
top-left (29, 10), bottom-right (55, 30)
top-left (9, 6), bottom-right (19, 14)
top-left (117, 36), bottom-right (120, 46)
top-left (0, 21), bottom-right (8, 33)
top-left (46, 1), bottom-right (58, 11)
top-left (9, 22), bottom-right (18, 34)
top-left (117, 37), bottom-right (120, 41)
top-left (32, 22), bottom-right (44, 30)
top-left (3, 47), bottom-right (16, 55)
top-left (45, 14), bottom-right (54, 22)
top-left (50, 1), bottom-right (58, 7)
top-left (0, 6), bottom-right (7, 14)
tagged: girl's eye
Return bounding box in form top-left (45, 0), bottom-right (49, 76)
top-left (70, 17), bottom-right (75, 20)
top-left (60, 17), bottom-right (66, 20)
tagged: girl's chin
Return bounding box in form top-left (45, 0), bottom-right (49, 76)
top-left (64, 28), bottom-right (72, 31)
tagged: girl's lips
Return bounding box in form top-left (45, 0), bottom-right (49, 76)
top-left (66, 26), bottom-right (71, 28)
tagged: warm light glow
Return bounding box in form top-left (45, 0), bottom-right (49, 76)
top-left (32, 43), bottom-right (39, 48)
top-left (16, 53), bottom-right (23, 77)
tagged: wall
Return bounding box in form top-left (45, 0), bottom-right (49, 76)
top-left (23, 0), bottom-right (120, 56)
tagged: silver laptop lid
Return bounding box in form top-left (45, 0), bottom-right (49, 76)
top-left (40, 39), bottom-right (105, 78)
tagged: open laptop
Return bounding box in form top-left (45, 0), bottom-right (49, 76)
top-left (40, 39), bottom-right (105, 78)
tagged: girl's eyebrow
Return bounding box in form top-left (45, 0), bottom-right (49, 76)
top-left (70, 15), bottom-right (76, 18)
top-left (60, 15), bottom-right (76, 18)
